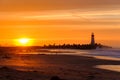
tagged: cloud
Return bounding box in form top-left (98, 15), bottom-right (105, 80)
top-left (0, 0), bottom-right (120, 11)
top-left (0, 9), bottom-right (120, 26)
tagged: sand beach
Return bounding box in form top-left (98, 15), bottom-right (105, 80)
top-left (0, 52), bottom-right (120, 80)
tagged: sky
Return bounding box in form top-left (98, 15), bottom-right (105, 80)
top-left (0, 0), bottom-right (120, 47)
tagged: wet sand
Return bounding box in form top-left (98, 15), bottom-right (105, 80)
top-left (96, 65), bottom-right (120, 72)
top-left (0, 54), bottom-right (120, 80)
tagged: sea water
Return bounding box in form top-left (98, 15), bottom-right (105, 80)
top-left (87, 48), bottom-right (120, 72)
top-left (41, 48), bottom-right (120, 72)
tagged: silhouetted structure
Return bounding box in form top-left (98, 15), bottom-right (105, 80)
top-left (91, 33), bottom-right (95, 46)
top-left (42, 43), bottom-right (98, 49)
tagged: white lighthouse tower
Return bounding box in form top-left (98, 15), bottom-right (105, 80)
top-left (91, 33), bottom-right (95, 46)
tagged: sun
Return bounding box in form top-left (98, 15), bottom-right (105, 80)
top-left (19, 38), bottom-right (29, 45)
top-left (15, 38), bottom-right (33, 46)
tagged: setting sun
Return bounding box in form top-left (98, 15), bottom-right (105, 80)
top-left (15, 38), bottom-right (33, 46)
top-left (19, 38), bottom-right (30, 45)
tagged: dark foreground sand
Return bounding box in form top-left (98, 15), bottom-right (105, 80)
top-left (0, 54), bottom-right (120, 80)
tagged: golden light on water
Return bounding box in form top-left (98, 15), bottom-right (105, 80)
top-left (15, 38), bottom-right (33, 46)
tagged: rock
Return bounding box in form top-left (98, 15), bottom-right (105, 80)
top-left (0, 66), bottom-right (10, 71)
top-left (50, 76), bottom-right (61, 80)
top-left (87, 75), bottom-right (95, 80)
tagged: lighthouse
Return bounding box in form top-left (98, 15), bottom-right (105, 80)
top-left (91, 33), bottom-right (95, 46)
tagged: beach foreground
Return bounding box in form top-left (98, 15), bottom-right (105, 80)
top-left (0, 54), bottom-right (120, 80)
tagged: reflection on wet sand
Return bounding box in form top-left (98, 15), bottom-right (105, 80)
top-left (95, 65), bottom-right (120, 72)
top-left (93, 56), bottom-right (120, 61)
top-left (0, 54), bottom-right (47, 71)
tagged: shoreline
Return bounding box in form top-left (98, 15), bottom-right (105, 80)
top-left (0, 54), bottom-right (120, 80)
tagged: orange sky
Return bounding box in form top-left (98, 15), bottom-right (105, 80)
top-left (0, 0), bottom-right (120, 47)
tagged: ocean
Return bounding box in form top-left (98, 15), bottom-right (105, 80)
top-left (17, 48), bottom-right (120, 59)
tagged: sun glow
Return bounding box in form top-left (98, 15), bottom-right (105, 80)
top-left (19, 38), bottom-right (29, 44)
top-left (15, 38), bottom-right (33, 46)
